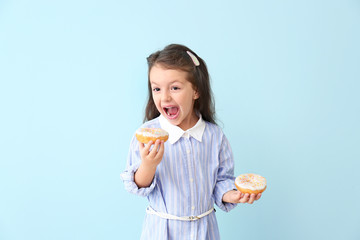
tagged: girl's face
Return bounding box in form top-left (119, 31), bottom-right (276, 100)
top-left (149, 64), bottom-right (199, 131)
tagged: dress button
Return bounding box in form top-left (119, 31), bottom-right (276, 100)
top-left (191, 206), bottom-right (195, 210)
top-left (190, 178), bottom-right (194, 182)
top-left (186, 149), bottom-right (190, 154)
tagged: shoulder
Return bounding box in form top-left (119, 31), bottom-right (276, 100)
top-left (204, 121), bottom-right (225, 137)
top-left (139, 117), bottom-right (161, 129)
top-left (203, 121), bottom-right (232, 149)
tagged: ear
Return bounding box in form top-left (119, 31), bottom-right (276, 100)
top-left (193, 90), bottom-right (200, 100)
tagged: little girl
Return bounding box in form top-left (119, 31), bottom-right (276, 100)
top-left (121, 44), bottom-right (262, 240)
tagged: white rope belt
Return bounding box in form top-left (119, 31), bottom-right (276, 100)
top-left (146, 206), bottom-right (215, 221)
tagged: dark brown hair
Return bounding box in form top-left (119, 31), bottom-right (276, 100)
top-left (144, 44), bottom-right (216, 124)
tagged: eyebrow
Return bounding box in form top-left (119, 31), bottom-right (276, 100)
top-left (150, 80), bottom-right (184, 85)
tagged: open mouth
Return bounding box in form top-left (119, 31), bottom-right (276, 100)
top-left (163, 106), bottom-right (179, 119)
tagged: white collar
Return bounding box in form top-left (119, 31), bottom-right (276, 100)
top-left (159, 114), bottom-right (206, 144)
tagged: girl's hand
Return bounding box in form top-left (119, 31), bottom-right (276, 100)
top-left (139, 140), bottom-right (165, 169)
top-left (222, 190), bottom-right (262, 204)
top-left (135, 140), bottom-right (165, 188)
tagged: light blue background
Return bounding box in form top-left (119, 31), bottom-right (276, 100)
top-left (1, 0), bottom-right (359, 239)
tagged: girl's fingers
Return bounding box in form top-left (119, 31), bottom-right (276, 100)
top-left (139, 141), bottom-right (153, 157)
top-left (144, 141), bottom-right (153, 152)
top-left (248, 194), bottom-right (256, 204)
top-left (139, 142), bottom-right (145, 151)
top-left (239, 193), bottom-right (249, 203)
top-left (156, 140), bottom-right (165, 157)
top-left (148, 140), bottom-right (160, 158)
top-left (256, 193), bottom-right (262, 200)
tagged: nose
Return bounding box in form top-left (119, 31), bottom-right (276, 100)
top-left (161, 90), bottom-right (171, 102)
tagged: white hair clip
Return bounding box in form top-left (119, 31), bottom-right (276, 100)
top-left (186, 51), bottom-right (200, 66)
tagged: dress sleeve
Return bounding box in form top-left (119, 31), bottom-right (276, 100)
top-left (213, 134), bottom-right (237, 212)
top-left (120, 135), bottom-right (157, 197)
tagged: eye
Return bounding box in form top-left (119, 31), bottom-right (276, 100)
top-left (152, 87), bottom-right (160, 92)
top-left (171, 86), bottom-right (180, 91)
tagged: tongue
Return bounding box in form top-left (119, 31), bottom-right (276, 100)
top-left (167, 107), bottom-right (178, 115)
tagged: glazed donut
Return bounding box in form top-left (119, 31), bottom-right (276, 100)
top-left (135, 128), bottom-right (169, 144)
top-left (235, 173), bottom-right (267, 194)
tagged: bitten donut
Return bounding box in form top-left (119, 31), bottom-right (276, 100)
top-left (135, 128), bottom-right (169, 144)
top-left (235, 173), bottom-right (267, 194)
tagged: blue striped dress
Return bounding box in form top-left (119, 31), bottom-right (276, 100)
top-left (121, 115), bottom-right (237, 240)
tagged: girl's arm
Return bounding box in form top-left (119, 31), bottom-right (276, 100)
top-left (222, 190), bottom-right (262, 204)
top-left (134, 139), bottom-right (164, 188)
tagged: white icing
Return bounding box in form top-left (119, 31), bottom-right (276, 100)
top-left (235, 173), bottom-right (266, 191)
top-left (136, 128), bottom-right (168, 138)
